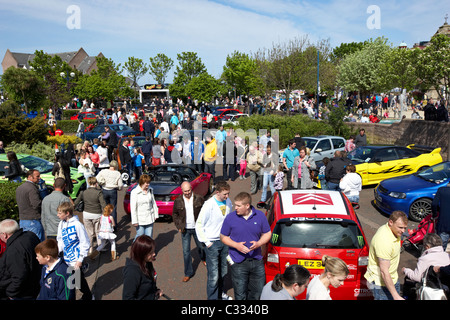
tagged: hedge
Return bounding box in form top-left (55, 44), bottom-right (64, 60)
top-left (56, 119), bottom-right (96, 133)
top-left (0, 182), bottom-right (21, 221)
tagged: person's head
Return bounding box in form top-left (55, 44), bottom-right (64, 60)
top-left (322, 157), bottom-right (330, 166)
top-left (423, 233), bottom-right (442, 250)
top-left (271, 264), bottom-right (310, 297)
top-left (349, 135), bottom-right (355, 141)
top-left (388, 211), bottom-right (408, 238)
top-left (35, 239), bottom-right (59, 265)
top-left (278, 164), bottom-right (284, 172)
top-left (299, 146), bottom-right (307, 158)
top-left (138, 174), bottom-right (151, 190)
top-left (6, 151), bottom-right (18, 163)
top-left (0, 219), bottom-right (19, 243)
top-left (359, 129), bottom-right (365, 136)
top-left (288, 139), bottom-right (296, 150)
top-left (181, 181), bottom-right (192, 199)
top-left (0, 141), bottom-right (3, 149)
top-left (93, 138), bottom-right (99, 146)
top-left (130, 235), bottom-right (157, 277)
top-left (57, 202), bottom-right (74, 221)
top-left (334, 150), bottom-right (341, 158)
top-left (122, 138), bottom-right (130, 146)
top-left (266, 144), bottom-right (272, 154)
top-left (214, 181), bottom-right (231, 202)
top-left (234, 192), bottom-right (252, 216)
top-left (109, 160), bottom-right (118, 170)
top-left (322, 255), bottom-right (349, 289)
top-left (103, 204), bottom-right (114, 217)
top-left (346, 164), bottom-right (356, 173)
top-left (53, 177), bottom-right (66, 191)
top-left (27, 169), bottom-right (41, 184)
top-left (88, 176), bottom-right (97, 187)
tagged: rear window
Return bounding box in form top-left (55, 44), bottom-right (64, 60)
top-left (271, 219), bottom-right (365, 249)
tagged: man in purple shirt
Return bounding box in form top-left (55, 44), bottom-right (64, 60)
top-left (220, 192), bottom-right (271, 300)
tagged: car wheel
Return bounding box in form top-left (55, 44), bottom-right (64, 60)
top-left (409, 198), bottom-right (432, 222)
top-left (208, 178), bottom-right (214, 194)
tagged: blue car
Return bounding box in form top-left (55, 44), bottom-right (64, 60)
top-left (84, 124), bottom-right (140, 142)
top-left (373, 161), bottom-right (450, 222)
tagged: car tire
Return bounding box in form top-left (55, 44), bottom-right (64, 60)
top-left (409, 198), bottom-right (432, 222)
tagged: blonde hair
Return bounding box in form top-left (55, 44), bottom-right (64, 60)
top-left (103, 204), bottom-right (114, 216)
top-left (322, 255), bottom-right (349, 277)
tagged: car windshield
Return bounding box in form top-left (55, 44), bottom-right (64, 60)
top-left (271, 220), bottom-right (365, 249)
top-left (20, 155), bottom-right (54, 173)
top-left (303, 138), bottom-right (318, 150)
top-left (347, 147), bottom-right (377, 164)
top-left (415, 162), bottom-right (450, 183)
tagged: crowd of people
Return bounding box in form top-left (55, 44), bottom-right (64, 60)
top-left (1, 96), bottom-right (449, 301)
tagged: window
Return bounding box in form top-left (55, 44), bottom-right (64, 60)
top-left (271, 220), bottom-right (364, 249)
top-left (396, 147), bottom-right (419, 159)
top-left (332, 138), bottom-right (345, 149)
top-left (316, 139), bottom-right (331, 152)
top-left (375, 148), bottom-right (398, 161)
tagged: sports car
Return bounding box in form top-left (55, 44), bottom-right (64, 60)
top-left (373, 161), bottom-right (450, 222)
top-left (347, 144), bottom-right (442, 187)
top-left (0, 153), bottom-right (85, 199)
top-left (123, 164), bottom-right (213, 216)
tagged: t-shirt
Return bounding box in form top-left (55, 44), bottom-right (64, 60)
top-left (306, 275), bottom-right (331, 300)
top-left (282, 148), bottom-right (299, 169)
top-left (260, 281), bottom-right (294, 300)
top-left (364, 223), bottom-right (401, 286)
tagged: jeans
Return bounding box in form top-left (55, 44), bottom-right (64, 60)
top-left (438, 231), bottom-right (450, 251)
top-left (261, 172), bottom-right (275, 202)
top-left (369, 281), bottom-right (401, 300)
top-left (181, 229), bottom-right (205, 277)
top-left (20, 219), bottom-right (45, 242)
top-left (347, 195), bottom-right (359, 203)
top-left (102, 189), bottom-right (118, 223)
top-left (327, 181), bottom-right (340, 191)
top-left (205, 240), bottom-right (229, 300)
top-left (230, 258), bottom-right (265, 300)
top-left (134, 224), bottom-right (154, 241)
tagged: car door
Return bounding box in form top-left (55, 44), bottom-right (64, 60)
top-left (367, 147), bottom-right (401, 184)
top-left (313, 138), bottom-right (333, 162)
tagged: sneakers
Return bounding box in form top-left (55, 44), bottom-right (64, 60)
top-left (221, 292), bottom-right (233, 300)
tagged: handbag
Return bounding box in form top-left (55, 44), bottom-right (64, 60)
top-left (416, 266), bottom-right (447, 300)
top-left (152, 157), bottom-right (160, 166)
top-left (74, 191), bottom-right (84, 212)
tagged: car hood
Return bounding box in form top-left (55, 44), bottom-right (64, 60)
top-left (380, 174), bottom-right (434, 192)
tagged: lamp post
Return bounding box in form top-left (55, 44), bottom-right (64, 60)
top-left (60, 71), bottom-right (75, 93)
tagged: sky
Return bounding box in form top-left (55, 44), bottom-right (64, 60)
top-left (0, 0), bottom-right (448, 85)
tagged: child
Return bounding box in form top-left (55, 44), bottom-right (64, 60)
top-left (274, 164), bottom-right (285, 191)
top-left (318, 157), bottom-right (329, 190)
top-left (89, 204), bottom-right (119, 261)
top-left (133, 147), bottom-right (144, 182)
top-left (56, 202), bottom-right (93, 300)
top-left (35, 239), bottom-right (75, 300)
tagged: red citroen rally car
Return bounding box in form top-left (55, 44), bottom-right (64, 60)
top-left (263, 190), bottom-right (373, 300)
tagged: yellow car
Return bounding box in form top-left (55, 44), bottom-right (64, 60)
top-left (346, 144), bottom-right (442, 186)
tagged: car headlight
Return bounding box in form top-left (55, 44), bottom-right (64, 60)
top-left (388, 191), bottom-right (406, 199)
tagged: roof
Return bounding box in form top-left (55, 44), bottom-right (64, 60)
top-left (278, 190), bottom-right (349, 216)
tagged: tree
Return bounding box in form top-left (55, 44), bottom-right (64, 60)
top-left (331, 41), bottom-right (367, 64)
top-left (0, 66), bottom-right (46, 112)
top-left (416, 34), bottom-right (450, 101)
top-left (185, 73), bottom-right (225, 103)
top-left (148, 53), bottom-right (174, 85)
top-left (169, 52), bottom-right (207, 100)
top-left (124, 56), bottom-right (148, 100)
top-left (380, 47), bottom-right (420, 92)
top-left (221, 51), bottom-right (264, 97)
top-left (336, 37), bottom-right (392, 99)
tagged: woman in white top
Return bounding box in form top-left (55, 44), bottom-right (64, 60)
top-left (130, 174), bottom-right (159, 241)
top-left (96, 140), bottom-right (110, 170)
top-left (306, 255), bottom-right (349, 300)
top-left (339, 164), bottom-right (362, 205)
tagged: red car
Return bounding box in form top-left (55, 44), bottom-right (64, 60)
top-left (123, 164), bottom-right (213, 216)
top-left (202, 108), bottom-right (242, 126)
top-left (263, 190), bottom-right (373, 300)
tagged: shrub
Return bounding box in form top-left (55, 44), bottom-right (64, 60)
top-left (5, 141), bottom-right (55, 162)
top-left (56, 119), bottom-right (96, 133)
top-left (47, 135), bottom-right (82, 147)
top-left (0, 116), bottom-right (48, 146)
top-left (0, 182), bottom-right (21, 221)
top-left (62, 109), bottom-right (79, 120)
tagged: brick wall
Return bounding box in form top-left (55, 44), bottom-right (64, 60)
top-left (345, 119), bottom-right (450, 161)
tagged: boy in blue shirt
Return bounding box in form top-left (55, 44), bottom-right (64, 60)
top-left (35, 239), bottom-right (75, 300)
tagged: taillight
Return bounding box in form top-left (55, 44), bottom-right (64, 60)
top-left (267, 253), bottom-right (279, 264)
top-left (358, 246), bottom-right (369, 267)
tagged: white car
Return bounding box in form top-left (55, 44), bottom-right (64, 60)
top-left (221, 113), bottom-right (249, 126)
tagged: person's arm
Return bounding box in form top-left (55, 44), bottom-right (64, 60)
top-left (378, 258), bottom-right (404, 300)
top-left (220, 233), bottom-right (250, 254)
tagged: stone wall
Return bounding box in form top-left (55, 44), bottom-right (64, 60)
top-left (345, 119), bottom-right (450, 161)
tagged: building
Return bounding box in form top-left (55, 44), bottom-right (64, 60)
top-left (1, 47), bottom-right (103, 74)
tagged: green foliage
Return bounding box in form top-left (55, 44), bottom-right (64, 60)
top-left (185, 73), bottom-right (224, 103)
top-left (0, 182), bottom-right (21, 221)
top-left (0, 100), bottom-right (20, 118)
top-left (56, 119), bottom-right (96, 133)
top-left (170, 52), bottom-right (207, 100)
top-left (124, 56), bottom-right (149, 100)
top-left (148, 53), bottom-right (174, 85)
top-left (62, 109), bottom-right (79, 120)
top-left (5, 141), bottom-right (55, 162)
top-left (47, 135), bottom-right (82, 147)
top-left (326, 102), bottom-right (353, 137)
top-left (0, 116), bottom-right (48, 146)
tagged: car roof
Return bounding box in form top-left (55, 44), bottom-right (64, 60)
top-left (277, 190), bottom-right (350, 218)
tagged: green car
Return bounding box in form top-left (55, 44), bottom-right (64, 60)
top-left (0, 153), bottom-right (85, 199)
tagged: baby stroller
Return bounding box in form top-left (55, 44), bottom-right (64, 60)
top-left (402, 214), bottom-right (435, 252)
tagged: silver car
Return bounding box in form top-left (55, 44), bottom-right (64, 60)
top-left (280, 135), bottom-right (346, 163)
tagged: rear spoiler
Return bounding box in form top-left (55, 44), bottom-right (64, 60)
top-left (407, 144), bottom-right (441, 154)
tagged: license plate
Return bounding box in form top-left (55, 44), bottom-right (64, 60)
top-left (298, 259), bottom-right (324, 269)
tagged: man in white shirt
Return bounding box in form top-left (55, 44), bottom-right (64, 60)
top-left (172, 182), bottom-right (205, 282)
